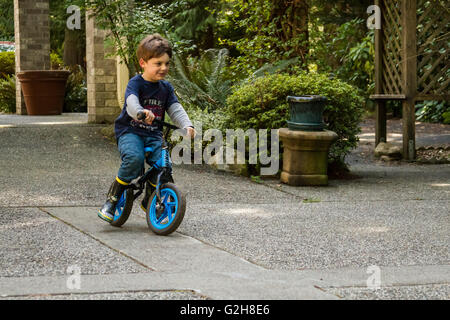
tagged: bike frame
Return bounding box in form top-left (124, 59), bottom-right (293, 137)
top-left (126, 117), bottom-right (179, 204)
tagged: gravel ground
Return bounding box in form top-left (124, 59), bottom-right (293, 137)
top-left (326, 284), bottom-right (449, 300)
top-left (179, 200), bottom-right (449, 270)
top-left (0, 207), bottom-right (150, 277)
top-left (0, 115), bottom-right (448, 300)
top-left (0, 126), bottom-right (119, 207)
top-left (2, 290), bottom-right (206, 300)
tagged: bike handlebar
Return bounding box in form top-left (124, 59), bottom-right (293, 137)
top-left (137, 111), bottom-right (179, 131)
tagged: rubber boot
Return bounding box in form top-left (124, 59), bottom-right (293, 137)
top-left (98, 177), bottom-right (128, 222)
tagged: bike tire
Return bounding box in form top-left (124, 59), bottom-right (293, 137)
top-left (110, 188), bottom-right (134, 227)
top-left (146, 183), bottom-right (186, 236)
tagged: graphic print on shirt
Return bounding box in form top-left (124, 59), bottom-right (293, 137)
top-left (130, 95), bottom-right (165, 131)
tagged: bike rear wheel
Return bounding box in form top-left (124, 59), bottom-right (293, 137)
top-left (110, 188), bottom-right (134, 227)
top-left (146, 183), bottom-right (185, 236)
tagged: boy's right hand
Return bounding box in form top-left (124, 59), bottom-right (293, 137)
top-left (140, 109), bottom-right (155, 125)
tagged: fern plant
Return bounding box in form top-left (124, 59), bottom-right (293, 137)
top-left (167, 48), bottom-right (231, 111)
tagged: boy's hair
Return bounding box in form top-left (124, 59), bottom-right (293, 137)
top-left (137, 34), bottom-right (172, 62)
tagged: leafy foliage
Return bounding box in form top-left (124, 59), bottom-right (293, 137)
top-left (167, 0), bottom-right (219, 53)
top-left (49, 0), bottom-right (69, 55)
top-left (85, 0), bottom-right (162, 76)
top-left (50, 52), bottom-right (64, 70)
top-left (311, 18), bottom-right (374, 99)
top-left (310, 0), bottom-right (372, 25)
top-left (416, 101), bottom-right (450, 124)
top-left (64, 65), bottom-right (87, 113)
top-left (168, 48), bottom-right (232, 112)
top-left (0, 51), bottom-right (14, 79)
top-left (226, 72), bottom-right (364, 173)
top-left (217, 0), bottom-right (309, 76)
top-left (86, 0), bottom-right (203, 77)
top-left (0, 74), bottom-right (15, 113)
top-left (0, 0), bottom-right (14, 41)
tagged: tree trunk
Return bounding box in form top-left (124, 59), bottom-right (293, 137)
top-left (63, 28), bottom-right (85, 69)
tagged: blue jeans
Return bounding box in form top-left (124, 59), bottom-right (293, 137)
top-left (117, 133), bottom-right (162, 183)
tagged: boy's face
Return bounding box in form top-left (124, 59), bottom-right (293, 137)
top-left (139, 53), bottom-right (170, 82)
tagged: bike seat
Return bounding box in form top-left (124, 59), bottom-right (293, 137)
top-left (144, 147), bottom-right (154, 153)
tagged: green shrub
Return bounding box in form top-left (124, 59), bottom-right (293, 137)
top-left (226, 72), bottom-right (364, 174)
top-left (0, 74), bottom-right (16, 113)
top-left (415, 100), bottom-right (450, 124)
top-left (442, 111), bottom-right (450, 125)
top-left (186, 106), bottom-right (229, 133)
top-left (64, 65), bottom-right (87, 113)
top-left (50, 52), bottom-right (64, 70)
top-left (0, 51), bottom-right (15, 79)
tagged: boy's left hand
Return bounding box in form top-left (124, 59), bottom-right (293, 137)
top-left (185, 127), bottom-right (196, 138)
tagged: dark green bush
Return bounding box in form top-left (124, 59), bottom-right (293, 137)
top-left (226, 72), bottom-right (364, 174)
top-left (0, 51), bottom-right (15, 79)
top-left (0, 74), bottom-right (16, 113)
top-left (63, 65), bottom-right (87, 113)
top-left (415, 100), bottom-right (450, 124)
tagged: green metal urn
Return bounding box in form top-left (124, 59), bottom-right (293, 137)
top-left (286, 95), bottom-right (327, 131)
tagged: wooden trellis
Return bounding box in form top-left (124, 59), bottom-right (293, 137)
top-left (371, 0), bottom-right (449, 160)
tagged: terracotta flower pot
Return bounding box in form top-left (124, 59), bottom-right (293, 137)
top-left (17, 70), bottom-right (70, 115)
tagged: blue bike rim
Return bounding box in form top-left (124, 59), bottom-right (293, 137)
top-left (113, 192), bottom-right (126, 222)
top-left (148, 188), bottom-right (178, 230)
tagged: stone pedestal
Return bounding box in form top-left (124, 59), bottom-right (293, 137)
top-left (279, 128), bottom-right (338, 186)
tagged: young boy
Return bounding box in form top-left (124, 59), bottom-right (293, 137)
top-left (98, 33), bottom-right (195, 223)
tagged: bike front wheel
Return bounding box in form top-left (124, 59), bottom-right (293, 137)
top-left (146, 183), bottom-right (186, 236)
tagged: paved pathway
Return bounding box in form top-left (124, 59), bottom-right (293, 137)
top-left (0, 113), bottom-right (448, 300)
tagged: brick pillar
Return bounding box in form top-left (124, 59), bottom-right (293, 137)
top-left (14, 0), bottom-right (51, 115)
top-left (86, 11), bottom-right (121, 124)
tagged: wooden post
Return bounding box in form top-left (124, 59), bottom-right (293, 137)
top-left (401, 0), bottom-right (417, 160)
top-left (374, 0), bottom-right (386, 145)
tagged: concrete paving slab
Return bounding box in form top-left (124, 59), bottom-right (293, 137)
top-left (0, 270), bottom-right (336, 300)
top-left (2, 261), bottom-right (447, 300)
top-left (42, 206), bottom-right (267, 274)
top-left (0, 113), bottom-right (89, 127)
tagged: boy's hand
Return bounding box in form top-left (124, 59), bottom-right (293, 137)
top-left (141, 109), bottom-right (155, 125)
top-left (185, 127), bottom-right (196, 138)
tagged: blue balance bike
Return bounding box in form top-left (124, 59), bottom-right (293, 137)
top-left (110, 112), bottom-right (186, 236)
